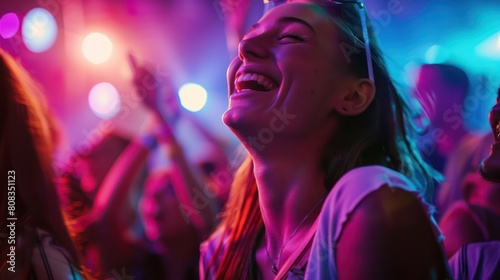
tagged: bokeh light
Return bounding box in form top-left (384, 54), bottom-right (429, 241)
top-left (22, 8), bottom-right (58, 53)
top-left (82, 32), bottom-right (113, 64)
top-left (424, 45), bottom-right (449, 64)
top-left (178, 83), bottom-right (207, 112)
top-left (88, 82), bottom-right (121, 119)
top-left (475, 31), bottom-right (500, 59)
top-left (0, 13), bottom-right (19, 39)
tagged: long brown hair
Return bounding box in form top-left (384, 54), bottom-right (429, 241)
top-left (207, 2), bottom-right (440, 279)
top-left (0, 49), bottom-right (83, 277)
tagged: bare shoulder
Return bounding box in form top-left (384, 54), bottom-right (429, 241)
top-left (355, 185), bottom-right (429, 226)
top-left (336, 185), bottom-right (450, 279)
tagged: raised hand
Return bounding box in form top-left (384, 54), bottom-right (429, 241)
top-left (220, 0), bottom-right (250, 56)
top-left (129, 53), bottom-right (162, 114)
top-left (480, 85), bottom-right (500, 182)
top-left (491, 86), bottom-right (500, 142)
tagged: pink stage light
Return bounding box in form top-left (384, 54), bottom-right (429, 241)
top-left (88, 82), bottom-right (121, 119)
top-left (82, 33), bottom-right (113, 64)
top-left (0, 13), bottom-right (19, 39)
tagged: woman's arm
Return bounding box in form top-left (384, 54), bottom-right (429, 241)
top-left (154, 116), bottom-right (215, 239)
top-left (439, 202), bottom-right (484, 259)
top-left (185, 114), bottom-right (232, 210)
top-left (130, 60), bottom-right (218, 237)
top-left (88, 138), bottom-right (151, 225)
top-left (336, 186), bottom-right (451, 280)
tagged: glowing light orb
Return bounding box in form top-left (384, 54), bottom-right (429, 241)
top-left (82, 33), bottom-right (113, 64)
top-left (178, 83), bottom-right (207, 112)
top-left (22, 8), bottom-right (58, 53)
top-left (0, 13), bottom-right (19, 39)
top-left (475, 31), bottom-right (500, 59)
top-left (88, 83), bottom-right (121, 119)
top-left (424, 45), bottom-right (449, 64)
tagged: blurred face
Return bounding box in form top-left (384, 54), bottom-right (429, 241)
top-left (139, 171), bottom-right (191, 243)
top-left (464, 170), bottom-right (500, 214)
top-left (223, 2), bottom-right (354, 142)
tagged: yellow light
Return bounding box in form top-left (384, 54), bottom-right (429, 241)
top-left (178, 83), bottom-right (208, 112)
top-left (82, 32), bottom-right (113, 64)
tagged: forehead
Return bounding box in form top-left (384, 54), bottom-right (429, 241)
top-left (257, 2), bottom-right (332, 31)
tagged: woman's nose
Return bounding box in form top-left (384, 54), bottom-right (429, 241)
top-left (238, 35), bottom-right (270, 61)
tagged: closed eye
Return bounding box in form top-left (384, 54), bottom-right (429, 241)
top-left (277, 33), bottom-right (305, 42)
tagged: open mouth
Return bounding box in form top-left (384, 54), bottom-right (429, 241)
top-left (235, 72), bottom-right (278, 92)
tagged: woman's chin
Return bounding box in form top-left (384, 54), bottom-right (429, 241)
top-left (223, 110), bottom-right (261, 140)
top-left (222, 108), bottom-right (248, 130)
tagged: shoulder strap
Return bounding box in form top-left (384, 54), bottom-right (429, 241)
top-left (460, 243), bottom-right (468, 279)
top-left (275, 216), bottom-right (320, 280)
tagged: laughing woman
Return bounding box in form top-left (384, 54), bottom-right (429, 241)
top-left (201, 0), bottom-right (451, 279)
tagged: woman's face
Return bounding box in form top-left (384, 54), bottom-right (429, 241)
top-left (464, 170), bottom-right (500, 214)
top-left (139, 171), bottom-right (193, 243)
top-left (223, 2), bottom-right (353, 144)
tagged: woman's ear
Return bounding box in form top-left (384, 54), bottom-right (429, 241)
top-left (335, 78), bottom-right (375, 116)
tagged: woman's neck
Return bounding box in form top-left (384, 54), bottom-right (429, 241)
top-left (252, 153), bottom-right (327, 267)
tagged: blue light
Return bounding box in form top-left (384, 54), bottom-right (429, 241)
top-left (22, 8), bottom-right (58, 53)
top-left (424, 45), bottom-right (449, 64)
top-left (475, 31), bottom-right (500, 59)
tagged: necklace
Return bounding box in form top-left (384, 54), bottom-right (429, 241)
top-left (264, 196), bottom-right (325, 275)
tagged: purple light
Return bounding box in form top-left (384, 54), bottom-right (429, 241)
top-left (0, 13), bottom-right (20, 39)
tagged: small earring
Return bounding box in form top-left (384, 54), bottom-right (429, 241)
top-left (496, 122), bottom-right (500, 139)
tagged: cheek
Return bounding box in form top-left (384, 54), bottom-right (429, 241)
top-left (286, 64), bottom-right (337, 106)
top-left (282, 45), bottom-right (338, 86)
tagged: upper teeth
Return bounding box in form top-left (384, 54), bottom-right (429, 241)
top-left (236, 73), bottom-right (277, 92)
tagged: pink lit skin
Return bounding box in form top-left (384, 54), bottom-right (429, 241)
top-left (223, 3), bottom-right (352, 145)
top-left (222, 2), bottom-right (369, 279)
top-left (139, 171), bottom-right (198, 247)
top-left (218, 1), bottom-right (446, 279)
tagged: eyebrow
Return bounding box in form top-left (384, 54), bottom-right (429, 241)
top-left (248, 16), bottom-right (316, 34)
top-left (277, 16), bottom-right (316, 33)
